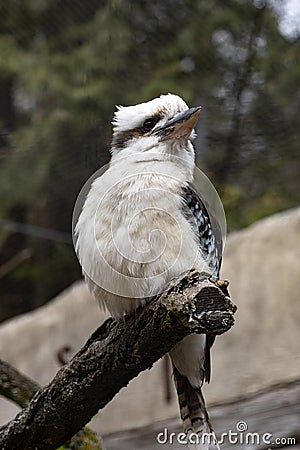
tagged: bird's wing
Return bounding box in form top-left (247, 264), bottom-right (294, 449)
top-left (181, 183), bottom-right (223, 278)
top-left (181, 183), bottom-right (223, 383)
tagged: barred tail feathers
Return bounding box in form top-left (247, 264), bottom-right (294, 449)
top-left (173, 366), bottom-right (220, 450)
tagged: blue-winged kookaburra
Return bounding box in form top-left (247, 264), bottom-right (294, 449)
top-left (75, 94), bottom-right (222, 449)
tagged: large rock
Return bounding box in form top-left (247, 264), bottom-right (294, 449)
top-left (0, 207), bottom-right (299, 434)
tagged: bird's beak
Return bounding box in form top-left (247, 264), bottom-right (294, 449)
top-left (152, 106), bottom-right (202, 140)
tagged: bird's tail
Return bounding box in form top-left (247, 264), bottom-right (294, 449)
top-left (173, 366), bottom-right (220, 450)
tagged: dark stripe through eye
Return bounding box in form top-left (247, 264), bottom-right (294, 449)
top-left (111, 114), bottom-right (161, 150)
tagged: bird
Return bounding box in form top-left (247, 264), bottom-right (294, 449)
top-left (75, 93), bottom-right (223, 449)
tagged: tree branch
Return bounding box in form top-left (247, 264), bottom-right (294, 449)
top-left (0, 359), bottom-right (40, 408)
top-left (0, 359), bottom-right (103, 449)
top-left (0, 270), bottom-right (236, 450)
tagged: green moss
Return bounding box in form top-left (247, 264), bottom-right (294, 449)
top-left (68, 428), bottom-right (103, 450)
top-left (57, 427), bottom-right (103, 450)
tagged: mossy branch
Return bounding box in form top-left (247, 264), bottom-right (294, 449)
top-left (0, 360), bottom-right (103, 450)
top-left (0, 270), bottom-right (236, 450)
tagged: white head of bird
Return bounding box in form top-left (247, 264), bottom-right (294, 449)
top-left (110, 93), bottom-right (201, 175)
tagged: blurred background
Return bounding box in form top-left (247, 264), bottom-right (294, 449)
top-left (0, 0), bottom-right (299, 321)
top-left (0, 0), bottom-right (299, 448)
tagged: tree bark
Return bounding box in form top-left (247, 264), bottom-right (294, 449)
top-left (0, 359), bottom-right (103, 449)
top-left (0, 270), bottom-right (236, 450)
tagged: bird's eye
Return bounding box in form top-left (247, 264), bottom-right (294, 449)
top-left (142, 117), bottom-right (159, 132)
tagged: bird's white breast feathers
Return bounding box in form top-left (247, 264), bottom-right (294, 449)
top-left (75, 156), bottom-right (210, 318)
